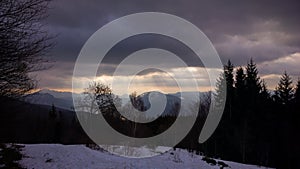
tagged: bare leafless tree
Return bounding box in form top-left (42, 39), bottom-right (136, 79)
top-left (0, 0), bottom-right (53, 98)
top-left (76, 82), bottom-right (121, 115)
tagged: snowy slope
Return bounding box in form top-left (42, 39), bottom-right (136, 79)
top-left (20, 144), bottom-right (272, 169)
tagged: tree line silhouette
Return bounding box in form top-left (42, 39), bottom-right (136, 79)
top-left (194, 59), bottom-right (300, 169)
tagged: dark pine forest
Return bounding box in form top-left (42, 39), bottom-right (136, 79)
top-left (183, 59), bottom-right (300, 169)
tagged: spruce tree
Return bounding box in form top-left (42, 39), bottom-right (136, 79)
top-left (294, 79), bottom-right (300, 104)
top-left (234, 67), bottom-right (246, 122)
top-left (291, 79), bottom-right (300, 164)
top-left (274, 72), bottom-right (295, 168)
top-left (235, 67), bottom-right (246, 102)
top-left (224, 60), bottom-right (234, 120)
top-left (275, 71), bottom-right (294, 105)
top-left (49, 104), bottom-right (57, 119)
top-left (243, 59), bottom-right (262, 162)
top-left (245, 58), bottom-right (261, 107)
top-left (233, 66), bottom-right (247, 161)
top-left (214, 72), bottom-right (227, 109)
top-left (212, 72), bottom-right (228, 157)
top-left (260, 80), bottom-right (270, 101)
top-left (224, 60), bottom-right (234, 90)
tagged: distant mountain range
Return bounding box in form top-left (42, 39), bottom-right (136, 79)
top-left (24, 89), bottom-right (76, 111)
top-left (24, 89), bottom-right (210, 116)
top-left (133, 91), bottom-right (181, 117)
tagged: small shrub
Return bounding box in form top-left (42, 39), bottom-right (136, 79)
top-left (202, 156), bottom-right (217, 166)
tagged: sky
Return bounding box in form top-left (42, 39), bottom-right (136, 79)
top-left (36, 0), bottom-right (300, 95)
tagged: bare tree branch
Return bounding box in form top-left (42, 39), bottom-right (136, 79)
top-left (0, 0), bottom-right (53, 98)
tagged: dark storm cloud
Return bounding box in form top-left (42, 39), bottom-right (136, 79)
top-left (34, 61), bottom-right (74, 89)
top-left (46, 0), bottom-right (300, 61)
top-left (97, 34), bottom-right (204, 75)
top-left (40, 0), bottom-right (300, 89)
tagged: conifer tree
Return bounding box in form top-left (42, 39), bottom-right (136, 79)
top-left (294, 79), bottom-right (300, 105)
top-left (245, 58), bottom-right (261, 107)
top-left (260, 80), bottom-right (270, 101)
top-left (224, 60), bottom-right (234, 120)
top-left (49, 104), bottom-right (57, 119)
top-left (224, 60), bottom-right (234, 90)
top-left (235, 67), bottom-right (246, 103)
top-left (275, 71), bottom-right (294, 105)
top-left (234, 67), bottom-right (247, 125)
top-left (212, 72), bottom-right (227, 156)
top-left (214, 72), bottom-right (227, 110)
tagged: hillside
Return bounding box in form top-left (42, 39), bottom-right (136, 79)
top-left (19, 144), bottom-right (273, 169)
top-left (0, 97), bottom-right (89, 144)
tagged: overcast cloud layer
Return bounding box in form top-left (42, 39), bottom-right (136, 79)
top-left (36, 0), bottom-right (300, 92)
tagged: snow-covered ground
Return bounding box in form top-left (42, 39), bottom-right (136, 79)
top-left (20, 144), bottom-right (272, 169)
